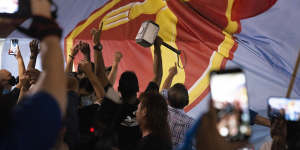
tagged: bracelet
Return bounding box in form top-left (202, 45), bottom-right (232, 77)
top-left (17, 16), bottom-right (62, 40)
top-left (93, 44), bottom-right (103, 51)
top-left (69, 55), bottom-right (74, 59)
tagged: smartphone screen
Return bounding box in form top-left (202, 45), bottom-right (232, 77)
top-left (0, 0), bottom-right (19, 14)
top-left (268, 97), bottom-right (300, 122)
top-left (210, 69), bottom-right (251, 141)
top-left (9, 39), bottom-right (18, 55)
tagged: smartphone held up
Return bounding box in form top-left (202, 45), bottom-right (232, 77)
top-left (0, 0), bottom-right (30, 18)
top-left (8, 39), bottom-right (18, 55)
top-left (268, 97), bottom-right (300, 122)
top-left (210, 68), bottom-right (251, 141)
top-left (0, 0), bottom-right (56, 18)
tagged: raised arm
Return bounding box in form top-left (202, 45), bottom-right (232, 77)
top-left (79, 60), bottom-right (105, 100)
top-left (91, 28), bottom-right (110, 88)
top-left (254, 114), bottom-right (271, 127)
top-left (152, 36), bottom-right (163, 87)
top-left (17, 73), bottom-right (31, 103)
top-left (91, 26), bottom-right (102, 75)
top-left (108, 51), bottom-right (123, 85)
top-left (34, 35), bottom-right (67, 115)
top-left (27, 40), bottom-right (40, 70)
top-left (65, 44), bottom-right (79, 73)
top-left (79, 41), bottom-right (91, 62)
top-left (15, 47), bottom-right (26, 89)
top-left (162, 63), bottom-right (177, 90)
top-left (28, 1), bottom-right (67, 115)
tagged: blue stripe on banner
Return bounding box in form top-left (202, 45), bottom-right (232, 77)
top-left (187, 0), bottom-right (300, 149)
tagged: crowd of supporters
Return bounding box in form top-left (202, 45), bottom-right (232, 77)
top-left (0, 0), bottom-right (300, 150)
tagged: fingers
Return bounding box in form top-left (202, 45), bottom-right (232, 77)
top-left (91, 28), bottom-right (97, 35)
top-left (115, 51), bottom-right (123, 58)
top-left (14, 47), bottom-right (21, 57)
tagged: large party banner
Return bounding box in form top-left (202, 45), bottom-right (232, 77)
top-left (65, 0), bottom-right (276, 113)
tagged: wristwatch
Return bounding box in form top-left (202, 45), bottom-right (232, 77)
top-left (93, 44), bottom-right (103, 51)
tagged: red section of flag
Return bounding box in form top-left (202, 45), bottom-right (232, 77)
top-left (167, 0), bottom-right (235, 90)
top-left (65, 0), bottom-right (157, 91)
top-left (172, 0), bottom-right (229, 31)
top-left (65, 0), bottom-right (277, 111)
top-left (232, 0), bottom-right (277, 20)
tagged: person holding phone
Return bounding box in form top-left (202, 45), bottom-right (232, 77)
top-left (176, 100), bottom-right (248, 150)
top-left (260, 98), bottom-right (300, 150)
top-left (8, 39), bottom-right (19, 55)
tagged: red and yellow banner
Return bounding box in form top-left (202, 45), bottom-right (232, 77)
top-left (65, 0), bottom-right (276, 112)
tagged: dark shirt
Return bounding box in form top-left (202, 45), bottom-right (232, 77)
top-left (116, 101), bottom-right (141, 150)
top-left (9, 88), bottom-right (20, 106)
top-left (136, 134), bottom-right (172, 150)
top-left (96, 82), bottom-right (159, 150)
top-left (64, 91), bottom-right (80, 150)
top-left (0, 92), bottom-right (62, 150)
top-left (0, 88), bottom-right (20, 111)
top-left (117, 81), bottom-right (159, 150)
top-left (96, 96), bottom-right (141, 150)
top-left (249, 109), bottom-right (258, 125)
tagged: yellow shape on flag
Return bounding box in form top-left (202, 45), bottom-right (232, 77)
top-left (186, 0), bottom-right (238, 107)
top-left (66, 0), bottom-right (121, 55)
top-left (152, 5), bottom-right (185, 88)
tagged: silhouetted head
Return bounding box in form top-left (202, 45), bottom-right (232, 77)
top-left (118, 71), bottom-right (139, 100)
top-left (168, 83), bottom-right (189, 109)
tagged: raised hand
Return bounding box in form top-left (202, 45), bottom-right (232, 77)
top-left (78, 59), bottom-right (92, 74)
top-left (91, 24), bottom-right (102, 45)
top-left (196, 101), bottom-right (247, 150)
top-left (169, 63), bottom-right (178, 76)
top-left (78, 41), bottom-right (91, 60)
top-left (29, 40), bottom-right (40, 57)
top-left (14, 46), bottom-right (22, 59)
top-left (114, 51), bottom-right (123, 64)
top-left (70, 44), bottom-right (80, 57)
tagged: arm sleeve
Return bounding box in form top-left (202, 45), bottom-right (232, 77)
top-left (9, 92), bottom-right (62, 150)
